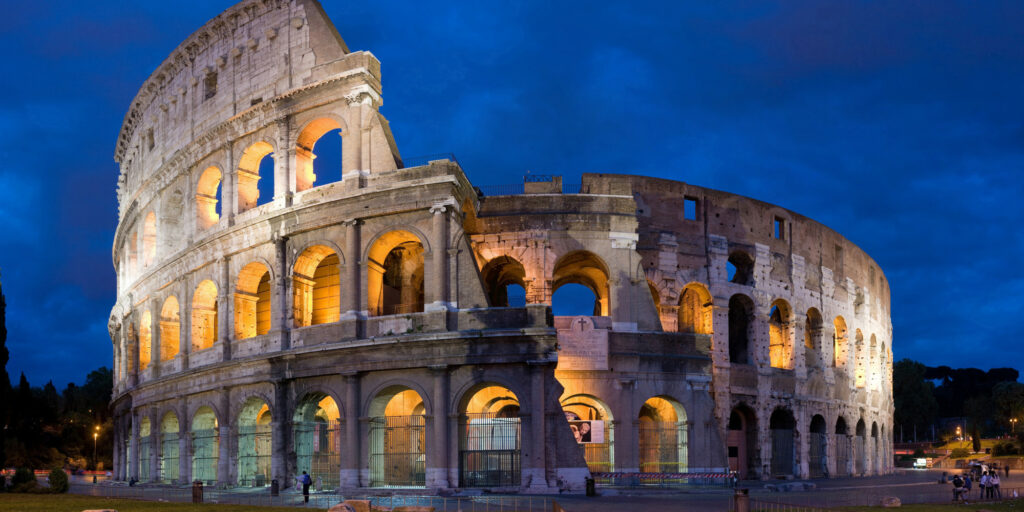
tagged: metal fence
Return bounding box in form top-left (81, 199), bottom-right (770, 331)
top-left (369, 415), bottom-right (426, 487)
top-left (459, 413), bottom-right (521, 488)
top-left (238, 424), bottom-right (272, 487)
top-left (737, 485), bottom-right (1024, 509)
top-left (191, 428), bottom-right (219, 485)
top-left (638, 421), bottom-right (687, 473)
top-left (294, 420), bottom-right (342, 490)
top-left (592, 472), bottom-right (734, 489)
top-left (160, 432), bottom-right (180, 483)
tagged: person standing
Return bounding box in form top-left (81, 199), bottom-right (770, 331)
top-left (1006, 465), bottom-right (1011, 478)
top-left (980, 471), bottom-right (990, 499)
top-left (992, 472), bottom-right (1001, 499)
top-left (301, 471), bottom-right (312, 503)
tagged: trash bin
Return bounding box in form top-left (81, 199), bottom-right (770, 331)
top-left (271, 479), bottom-right (279, 496)
top-left (192, 480), bottom-right (203, 504)
top-left (585, 477), bottom-right (595, 496)
top-left (734, 488), bottom-right (750, 512)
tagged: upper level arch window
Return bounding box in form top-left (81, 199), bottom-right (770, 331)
top-left (804, 308), bottom-right (823, 369)
top-left (293, 246), bottom-right (340, 326)
top-left (481, 256), bottom-right (527, 308)
top-left (237, 141), bottom-right (275, 213)
top-left (768, 299), bottom-right (793, 370)
top-left (142, 211), bottom-right (156, 267)
top-left (833, 316), bottom-right (849, 368)
top-left (552, 251), bottom-right (610, 317)
top-left (854, 329), bottom-right (866, 388)
top-left (727, 251), bottom-right (754, 285)
top-left (367, 231), bottom-right (424, 316)
top-left (236, 262), bottom-right (272, 339)
top-left (728, 294), bottom-right (754, 364)
top-left (678, 283), bottom-right (712, 335)
top-left (192, 280), bottom-right (218, 352)
top-left (196, 166), bottom-right (222, 230)
top-left (139, 310), bottom-right (152, 371)
top-left (295, 118), bottom-right (344, 192)
top-left (159, 296), bottom-right (180, 362)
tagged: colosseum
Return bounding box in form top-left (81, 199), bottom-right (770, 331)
top-left (108, 0), bottom-right (894, 493)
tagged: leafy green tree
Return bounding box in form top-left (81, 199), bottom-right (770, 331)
top-left (993, 381), bottom-right (1024, 431)
top-left (893, 359), bottom-right (938, 439)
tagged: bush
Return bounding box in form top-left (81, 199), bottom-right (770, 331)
top-left (913, 448), bottom-right (925, 457)
top-left (47, 468), bottom-right (68, 493)
top-left (993, 442), bottom-right (1020, 456)
top-left (11, 468), bottom-right (34, 487)
top-left (950, 447), bottom-right (971, 458)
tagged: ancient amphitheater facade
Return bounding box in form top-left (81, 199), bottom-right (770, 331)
top-left (108, 0), bottom-right (893, 492)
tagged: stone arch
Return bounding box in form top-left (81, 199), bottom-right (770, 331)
top-left (237, 140), bottom-right (275, 213)
top-left (295, 116), bottom-right (347, 192)
top-left (158, 188), bottom-right (184, 255)
top-left (769, 299), bottom-right (794, 369)
top-left (834, 415), bottom-right (851, 477)
top-left (191, 280), bottom-right (218, 351)
top-left (293, 391), bottom-right (342, 489)
top-left (458, 383), bottom-right (523, 488)
top-left (871, 421), bottom-right (879, 474)
top-left (638, 396), bottom-right (688, 473)
top-left (481, 256), bottom-right (528, 308)
top-left (769, 407), bottom-right (796, 477)
top-left (237, 395), bottom-right (273, 486)
top-left (727, 250), bottom-right (754, 285)
top-left (139, 310), bottom-right (152, 371)
top-left (159, 296), bottom-right (180, 362)
top-left (191, 405), bottom-right (220, 485)
top-left (139, 415), bottom-right (153, 481)
top-left (293, 244), bottom-right (341, 327)
top-left (855, 418), bottom-right (867, 475)
top-left (366, 229), bottom-right (426, 316)
top-left (804, 308), bottom-right (824, 369)
top-left (728, 294), bottom-right (755, 364)
top-left (367, 384), bottom-right (428, 487)
top-left (808, 414), bottom-right (827, 478)
top-left (833, 316), bottom-right (849, 368)
top-left (196, 166), bottom-right (222, 230)
top-left (235, 261), bottom-right (272, 339)
top-left (552, 250), bottom-right (610, 316)
top-left (678, 282), bottom-right (712, 335)
top-left (854, 329), bottom-right (866, 388)
top-left (142, 211), bottom-right (156, 267)
top-left (159, 410), bottom-right (180, 483)
top-left (727, 403), bottom-right (758, 479)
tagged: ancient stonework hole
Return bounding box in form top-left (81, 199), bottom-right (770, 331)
top-left (727, 251), bottom-right (754, 285)
top-left (728, 294), bottom-right (754, 364)
top-left (481, 256), bottom-right (527, 308)
top-left (204, 72), bottom-right (217, 100)
top-left (683, 196), bottom-right (698, 221)
top-left (804, 307), bottom-right (823, 368)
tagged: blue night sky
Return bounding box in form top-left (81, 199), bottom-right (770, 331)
top-left (0, 1), bottom-right (1022, 386)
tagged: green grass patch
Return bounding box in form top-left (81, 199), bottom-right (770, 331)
top-left (0, 493), bottom-right (326, 512)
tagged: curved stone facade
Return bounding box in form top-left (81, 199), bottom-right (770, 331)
top-left (109, 0), bottom-right (893, 492)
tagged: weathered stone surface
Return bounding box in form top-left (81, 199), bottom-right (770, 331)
top-left (880, 496), bottom-right (901, 507)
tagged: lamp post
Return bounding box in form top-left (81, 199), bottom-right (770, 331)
top-left (956, 425), bottom-right (962, 448)
top-left (1012, 418), bottom-right (1018, 434)
top-left (93, 426), bottom-right (99, 484)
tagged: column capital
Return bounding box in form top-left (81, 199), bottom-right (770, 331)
top-left (341, 218), bottom-right (361, 227)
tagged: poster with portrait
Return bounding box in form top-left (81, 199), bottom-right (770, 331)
top-left (564, 412), bottom-right (605, 444)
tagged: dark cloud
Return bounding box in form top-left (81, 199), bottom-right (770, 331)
top-left (0, 0), bottom-right (1021, 385)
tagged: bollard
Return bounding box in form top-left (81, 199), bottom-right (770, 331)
top-left (734, 488), bottom-right (750, 512)
top-left (270, 479), bottom-right (279, 496)
top-left (585, 477), bottom-right (596, 497)
top-left (192, 480), bottom-right (203, 504)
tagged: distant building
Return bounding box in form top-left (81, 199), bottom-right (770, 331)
top-left (108, 0), bottom-right (893, 491)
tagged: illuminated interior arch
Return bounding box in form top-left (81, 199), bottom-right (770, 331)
top-left (678, 283), bottom-right (712, 335)
top-left (854, 329), bottom-right (866, 388)
top-left (561, 393), bottom-right (615, 472)
top-left (159, 296), bottom-right (180, 362)
top-left (293, 245), bottom-right (340, 327)
top-left (833, 316), bottom-right (849, 368)
top-left (191, 280), bottom-right (218, 351)
top-left (237, 141), bottom-right (275, 213)
top-left (459, 384), bottom-right (522, 487)
top-left (552, 251), bottom-right (610, 316)
top-left (768, 299), bottom-right (794, 369)
top-left (238, 397), bottom-right (273, 486)
top-left (235, 262), bottom-right (272, 339)
top-left (191, 406), bottom-right (219, 485)
top-left (367, 231), bottom-right (425, 316)
top-left (142, 211), bottom-right (156, 267)
top-left (159, 411), bottom-right (180, 483)
top-left (139, 310), bottom-right (152, 371)
top-left (368, 386), bottom-right (426, 487)
top-left (481, 256), bottom-right (527, 307)
top-left (139, 416), bottom-right (153, 481)
top-left (196, 166), bottom-right (222, 230)
top-left (638, 396), bottom-right (687, 473)
top-left (293, 393), bottom-right (341, 490)
top-left (295, 117), bottom-right (344, 192)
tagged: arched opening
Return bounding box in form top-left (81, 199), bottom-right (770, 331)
top-left (237, 397), bottom-right (273, 487)
top-left (638, 396), bottom-right (687, 473)
top-left (727, 405), bottom-right (757, 479)
top-left (143, 211), bottom-right (156, 267)
top-left (237, 141), bottom-right (275, 213)
top-left (727, 251), bottom-right (754, 285)
top-left (480, 256), bottom-right (527, 307)
top-left (235, 262), bottom-right (272, 339)
top-left (159, 297), bottom-right (180, 362)
top-left (678, 283), bottom-right (712, 335)
top-left (869, 335), bottom-right (879, 390)
top-left (139, 417), bottom-right (152, 481)
top-left (293, 245), bottom-right (341, 326)
top-left (191, 280), bottom-right (218, 352)
top-left (158, 189), bottom-right (184, 255)
top-left (196, 166), bottom-right (222, 230)
top-left (296, 118), bottom-right (344, 191)
top-left (769, 408), bottom-right (796, 478)
top-left (871, 422), bottom-right (879, 474)
top-left (459, 384), bottom-right (522, 487)
top-left (728, 294), bottom-right (754, 364)
top-left (368, 387), bottom-right (426, 487)
top-left (367, 231), bottom-right (425, 316)
top-left (139, 310), bottom-right (152, 371)
top-left (804, 308), bottom-right (823, 369)
top-left (561, 394), bottom-right (614, 473)
top-left (855, 419), bottom-right (867, 475)
top-left (854, 330), bottom-right (866, 388)
top-left (833, 316), bottom-right (848, 368)
top-left (834, 417), bottom-right (850, 477)
top-left (552, 251), bottom-right (610, 316)
top-left (191, 406), bottom-right (219, 485)
top-left (293, 393), bottom-right (341, 490)
top-left (160, 412), bottom-right (180, 484)
top-left (809, 415), bottom-right (827, 478)
top-left (769, 299), bottom-right (793, 369)
top-left (124, 417), bottom-right (133, 479)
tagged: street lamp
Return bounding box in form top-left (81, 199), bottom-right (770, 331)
top-left (956, 425), bottom-right (963, 448)
top-left (93, 426), bottom-right (99, 484)
top-left (1012, 418), bottom-right (1018, 434)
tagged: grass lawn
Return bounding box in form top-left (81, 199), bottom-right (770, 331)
top-left (0, 493), bottom-right (326, 512)
top-left (838, 499), bottom-right (1024, 512)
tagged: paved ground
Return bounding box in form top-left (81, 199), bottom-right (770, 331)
top-left (68, 469), bottom-right (1024, 511)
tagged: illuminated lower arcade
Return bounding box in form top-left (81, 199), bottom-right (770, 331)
top-left (108, 0), bottom-right (893, 493)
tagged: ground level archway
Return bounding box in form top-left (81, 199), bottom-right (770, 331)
top-left (459, 384), bottom-right (521, 488)
top-left (368, 387), bottom-right (426, 487)
top-left (561, 394), bottom-right (615, 473)
top-left (638, 396), bottom-right (687, 473)
top-left (293, 393), bottom-right (341, 489)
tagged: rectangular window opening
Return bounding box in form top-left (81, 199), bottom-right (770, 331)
top-left (204, 72), bottom-right (218, 101)
top-left (684, 197), bottom-right (698, 221)
top-left (773, 217), bottom-right (785, 240)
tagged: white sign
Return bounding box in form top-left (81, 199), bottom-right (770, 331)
top-left (556, 316), bottom-right (609, 371)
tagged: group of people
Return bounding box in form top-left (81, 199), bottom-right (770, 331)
top-left (951, 466), bottom-right (1008, 503)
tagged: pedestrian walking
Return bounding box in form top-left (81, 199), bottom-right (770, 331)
top-left (992, 472), bottom-right (1001, 499)
top-left (301, 471), bottom-right (312, 503)
top-left (964, 474), bottom-right (972, 496)
top-left (1006, 465), bottom-right (1011, 478)
top-left (980, 471), bottom-right (990, 499)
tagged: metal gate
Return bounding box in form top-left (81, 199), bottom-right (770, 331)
top-left (584, 422), bottom-right (614, 473)
top-left (191, 428), bottom-right (219, 485)
top-left (855, 435), bottom-right (866, 475)
top-left (459, 414), bottom-right (521, 488)
top-left (834, 435), bottom-right (850, 476)
top-left (639, 421), bottom-right (687, 473)
top-left (294, 420), bottom-right (341, 489)
top-left (369, 415), bottom-right (425, 487)
top-left (139, 436), bottom-right (151, 481)
top-left (160, 432), bottom-right (180, 483)
top-left (770, 428), bottom-right (794, 477)
top-left (238, 424), bottom-right (272, 486)
top-left (124, 437), bottom-right (132, 480)
top-left (808, 432), bottom-right (826, 478)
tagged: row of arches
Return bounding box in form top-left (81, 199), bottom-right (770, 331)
top-left (728, 405), bottom-right (888, 479)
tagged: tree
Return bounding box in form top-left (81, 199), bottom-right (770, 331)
top-left (893, 359), bottom-right (938, 440)
top-left (993, 381), bottom-right (1024, 430)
